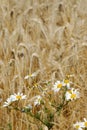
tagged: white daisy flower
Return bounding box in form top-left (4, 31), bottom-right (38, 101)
top-left (62, 79), bottom-right (71, 89)
top-left (83, 118), bottom-right (87, 128)
top-left (65, 88), bottom-right (80, 101)
top-left (52, 81), bottom-right (63, 93)
top-left (73, 122), bottom-right (84, 130)
top-left (3, 93), bottom-right (26, 107)
top-left (13, 92), bottom-right (26, 101)
top-left (34, 95), bottom-right (42, 106)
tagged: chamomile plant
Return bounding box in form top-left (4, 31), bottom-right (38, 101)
top-left (3, 92), bottom-right (26, 110)
top-left (2, 75), bottom-right (81, 130)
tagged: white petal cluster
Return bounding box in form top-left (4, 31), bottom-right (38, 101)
top-left (52, 81), bottom-right (63, 93)
top-left (83, 118), bottom-right (87, 128)
top-left (24, 74), bottom-right (32, 79)
top-left (3, 93), bottom-right (26, 107)
top-left (73, 122), bottom-right (84, 130)
top-left (52, 79), bottom-right (72, 93)
top-left (3, 95), bottom-right (16, 107)
top-left (13, 92), bottom-right (26, 100)
top-left (73, 118), bottom-right (87, 130)
top-left (65, 88), bottom-right (80, 101)
top-left (34, 95), bottom-right (42, 106)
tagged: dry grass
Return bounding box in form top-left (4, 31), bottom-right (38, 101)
top-left (0, 0), bottom-right (87, 130)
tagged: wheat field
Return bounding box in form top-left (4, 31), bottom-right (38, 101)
top-left (0, 0), bottom-right (87, 130)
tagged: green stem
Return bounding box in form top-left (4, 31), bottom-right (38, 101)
top-left (12, 106), bottom-right (52, 129)
top-left (28, 112), bottom-right (54, 129)
top-left (24, 110), bottom-right (51, 129)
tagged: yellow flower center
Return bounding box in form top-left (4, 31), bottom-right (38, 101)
top-left (85, 122), bottom-right (87, 127)
top-left (76, 125), bottom-right (80, 129)
top-left (64, 79), bottom-right (69, 84)
top-left (71, 94), bottom-right (76, 99)
top-left (16, 95), bottom-right (22, 100)
top-left (57, 84), bottom-right (62, 88)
